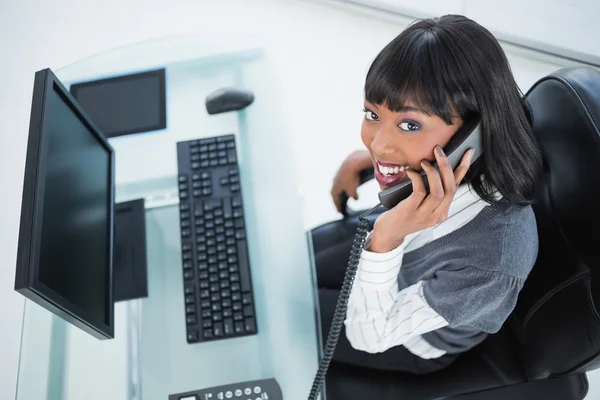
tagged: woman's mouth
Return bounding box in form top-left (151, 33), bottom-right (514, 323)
top-left (373, 159), bottom-right (410, 187)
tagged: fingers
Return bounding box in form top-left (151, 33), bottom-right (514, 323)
top-left (419, 158), bottom-right (445, 211)
top-left (403, 169), bottom-right (427, 210)
top-left (435, 146), bottom-right (457, 193)
top-left (433, 148), bottom-right (474, 221)
top-left (453, 148), bottom-right (475, 185)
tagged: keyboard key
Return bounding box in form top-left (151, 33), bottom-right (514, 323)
top-left (214, 322), bottom-right (223, 337)
top-left (244, 318), bottom-right (256, 333)
top-left (234, 321), bottom-right (244, 334)
top-left (187, 331), bottom-right (199, 342)
top-left (236, 240), bottom-right (251, 292)
top-left (203, 329), bottom-right (214, 339)
top-left (224, 318), bottom-right (234, 336)
top-left (233, 312), bottom-right (243, 321)
top-left (243, 305), bottom-right (254, 317)
top-left (186, 315), bottom-right (197, 325)
top-left (186, 305), bottom-right (195, 314)
top-left (223, 199), bottom-right (233, 219)
top-left (242, 293), bottom-right (252, 305)
top-left (184, 286), bottom-right (194, 295)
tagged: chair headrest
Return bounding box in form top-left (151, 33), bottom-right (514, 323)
top-left (525, 66), bottom-right (600, 273)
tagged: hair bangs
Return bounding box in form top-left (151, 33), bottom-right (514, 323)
top-left (364, 31), bottom-right (461, 125)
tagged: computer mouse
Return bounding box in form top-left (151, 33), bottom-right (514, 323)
top-left (205, 87), bottom-right (255, 115)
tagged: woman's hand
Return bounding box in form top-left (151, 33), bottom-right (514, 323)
top-left (370, 146), bottom-right (475, 253)
top-left (331, 150), bottom-right (373, 213)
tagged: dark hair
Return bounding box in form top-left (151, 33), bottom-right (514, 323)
top-left (364, 14), bottom-right (543, 206)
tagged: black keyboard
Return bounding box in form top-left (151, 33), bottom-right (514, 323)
top-left (176, 134), bottom-right (257, 343)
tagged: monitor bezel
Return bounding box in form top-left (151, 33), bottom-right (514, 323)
top-left (15, 68), bottom-right (115, 340)
top-left (69, 68), bottom-right (167, 138)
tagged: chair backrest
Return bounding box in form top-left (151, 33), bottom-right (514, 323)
top-left (511, 66), bottom-right (600, 380)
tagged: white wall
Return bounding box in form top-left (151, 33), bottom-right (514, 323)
top-left (341, 0), bottom-right (600, 60)
top-left (0, 0), bottom-right (587, 399)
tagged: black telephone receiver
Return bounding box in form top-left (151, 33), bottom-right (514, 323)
top-left (378, 115), bottom-right (484, 209)
top-left (307, 116), bottom-right (485, 400)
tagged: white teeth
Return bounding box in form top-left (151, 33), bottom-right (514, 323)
top-left (378, 162), bottom-right (409, 176)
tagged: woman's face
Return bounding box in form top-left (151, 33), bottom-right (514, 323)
top-left (361, 100), bottom-right (464, 189)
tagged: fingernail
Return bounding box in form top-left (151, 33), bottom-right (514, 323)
top-left (421, 160), bottom-right (431, 168)
top-left (435, 145), bottom-right (446, 157)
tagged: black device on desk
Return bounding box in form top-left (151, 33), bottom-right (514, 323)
top-left (14, 68), bottom-right (115, 340)
top-left (169, 378), bottom-right (282, 400)
top-left (307, 116), bottom-right (484, 399)
top-left (113, 199), bottom-right (148, 302)
top-left (70, 68), bottom-right (167, 139)
top-left (177, 134), bottom-right (258, 343)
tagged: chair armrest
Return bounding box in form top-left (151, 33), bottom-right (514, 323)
top-left (339, 167), bottom-right (375, 218)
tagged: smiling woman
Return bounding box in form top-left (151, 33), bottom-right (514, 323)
top-left (317, 14), bottom-right (543, 375)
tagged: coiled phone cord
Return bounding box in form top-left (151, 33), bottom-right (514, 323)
top-left (307, 203), bottom-right (383, 400)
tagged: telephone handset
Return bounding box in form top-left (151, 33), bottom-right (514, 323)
top-left (378, 115), bottom-right (484, 209)
top-left (307, 116), bottom-right (485, 400)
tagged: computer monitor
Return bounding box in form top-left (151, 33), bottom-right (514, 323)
top-left (15, 68), bottom-right (115, 340)
top-left (70, 68), bottom-right (167, 139)
top-left (113, 198), bottom-right (148, 303)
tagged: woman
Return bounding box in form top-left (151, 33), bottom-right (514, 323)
top-left (317, 14), bottom-right (543, 374)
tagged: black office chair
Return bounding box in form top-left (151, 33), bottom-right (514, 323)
top-left (311, 66), bottom-right (600, 399)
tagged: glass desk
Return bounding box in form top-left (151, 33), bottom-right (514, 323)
top-left (16, 35), bottom-right (324, 400)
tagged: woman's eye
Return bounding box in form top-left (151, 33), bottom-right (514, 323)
top-left (399, 121), bottom-right (420, 131)
top-left (364, 110), bottom-right (379, 121)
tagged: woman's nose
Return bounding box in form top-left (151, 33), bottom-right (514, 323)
top-left (370, 126), bottom-right (397, 156)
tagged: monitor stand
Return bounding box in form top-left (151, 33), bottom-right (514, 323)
top-left (114, 198), bottom-right (148, 302)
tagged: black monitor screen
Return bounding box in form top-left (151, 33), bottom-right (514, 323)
top-left (70, 69), bottom-right (166, 138)
top-left (15, 68), bottom-right (114, 339)
top-left (39, 82), bottom-right (111, 324)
